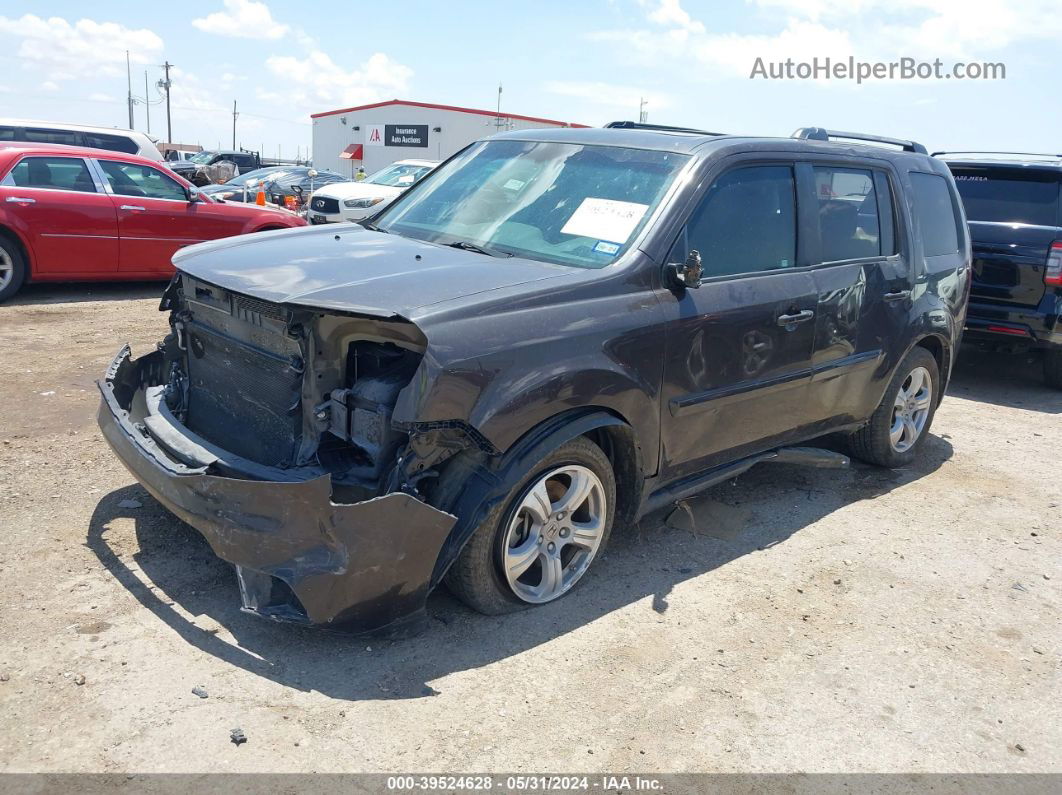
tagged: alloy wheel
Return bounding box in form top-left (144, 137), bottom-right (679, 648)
top-left (502, 464), bottom-right (607, 604)
top-left (890, 365), bottom-right (932, 453)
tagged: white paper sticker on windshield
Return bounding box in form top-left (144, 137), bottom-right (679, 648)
top-left (560, 198), bottom-right (649, 244)
top-left (503, 178), bottom-right (526, 191)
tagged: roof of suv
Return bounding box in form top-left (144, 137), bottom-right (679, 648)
top-left (0, 141), bottom-right (168, 165)
top-left (490, 126), bottom-right (935, 165)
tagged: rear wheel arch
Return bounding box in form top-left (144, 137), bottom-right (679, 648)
top-left (0, 225), bottom-right (31, 301)
top-left (911, 333), bottom-right (950, 399)
top-left (0, 224), bottom-right (32, 274)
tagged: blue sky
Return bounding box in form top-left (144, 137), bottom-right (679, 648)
top-left (1, 0), bottom-right (1059, 158)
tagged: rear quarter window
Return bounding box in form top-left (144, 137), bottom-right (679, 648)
top-left (24, 128), bottom-right (79, 146)
top-left (910, 172), bottom-right (962, 257)
top-left (951, 167), bottom-right (1060, 227)
top-left (83, 132), bottom-right (139, 155)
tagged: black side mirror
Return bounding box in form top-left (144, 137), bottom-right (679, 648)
top-left (665, 249), bottom-right (703, 290)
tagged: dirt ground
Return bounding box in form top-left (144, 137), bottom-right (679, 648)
top-left (0, 281), bottom-right (1058, 774)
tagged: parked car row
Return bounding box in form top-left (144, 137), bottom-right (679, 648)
top-left (200, 165), bottom-right (348, 210)
top-left (0, 142), bottom-right (305, 301)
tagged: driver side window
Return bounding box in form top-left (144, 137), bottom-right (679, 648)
top-left (682, 165), bottom-right (797, 278)
top-left (98, 160), bottom-right (187, 201)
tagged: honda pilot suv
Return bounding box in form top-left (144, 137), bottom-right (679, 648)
top-left (98, 124), bottom-right (970, 635)
top-left (937, 152), bottom-right (1062, 387)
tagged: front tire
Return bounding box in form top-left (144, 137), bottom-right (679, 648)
top-left (0, 236), bottom-right (27, 303)
top-left (445, 437), bottom-right (616, 615)
top-left (848, 346), bottom-right (939, 467)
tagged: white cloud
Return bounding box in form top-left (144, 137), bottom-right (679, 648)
top-left (88, 92), bottom-right (116, 102)
top-left (0, 14), bottom-right (163, 84)
top-left (644, 0), bottom-right (704, 34)
top-left (41, 81), bottom-right (59, 92)
top-left (544, 81), bottom-right (674, 113)
top-left (593, 0), bottom-right (1062, 80)
top-left (192, 0), bottom-right (288, 40)
top-left (260, 51), bottom-right (412, 111)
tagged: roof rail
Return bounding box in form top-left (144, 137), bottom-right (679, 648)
top-left (932, 150), bottom-right (1062, 160)
top-left (792, 127), bottom-right (928, 155)
top-left (605, 120), bottom-right (724, 136)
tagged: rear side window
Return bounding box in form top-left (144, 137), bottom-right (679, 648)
top-left (0, 126), bottom-right (16, 141)
top-left (7, 156), bottom-right (96, 192)
top-left (98, 160), bottom-right (187, 201)
top-left (951, 168), bottom-right (1060, 226)
top-left (685, 165), bottom-right (797, 277)
top-left (23, 127), bottom-right (79, 146)
top-left (813, 166), bottom-right (882, 261)
top-left (83, 132), bottom-right (139, 155)
top-left (910, 172), bottom-right (961, 257)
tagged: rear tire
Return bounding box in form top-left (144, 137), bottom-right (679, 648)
top-left (1044, 350), bottom-right (1062, 390)
top-left (0, 235), bottom-right (27, 303)
top-left (445, 437), bottom-right (616, 615)
top-left (848, 346), bottom-right (939, 468)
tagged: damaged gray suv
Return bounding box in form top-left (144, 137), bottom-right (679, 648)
top-left (98, 124), bottom-right (970, 634)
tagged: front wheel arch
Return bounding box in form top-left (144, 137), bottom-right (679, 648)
top-left (427, 408), bottom-right (638, 587)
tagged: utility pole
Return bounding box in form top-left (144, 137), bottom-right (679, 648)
top-left (232, 100), bottom-right (238, 149)
top-left (126, 51), bottom-right (134, 129)
top-left (158, 61), bottom-right (173, 143)
top-left (144, 71), bottom-right (151, 134)
top-left (639, 97), bottom-right (648, 124)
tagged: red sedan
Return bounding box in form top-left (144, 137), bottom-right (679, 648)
top-left (0, 143), bottom-right (306, 301)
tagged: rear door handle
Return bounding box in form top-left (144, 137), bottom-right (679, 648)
top-left (6, 196), bottom-right (36, 203)
top-left (884, 290), bottom-right (911, 302)
top-left (119, 204), bottom-right (146, 211)
top-left (776, 309), bottom-right (815, 327)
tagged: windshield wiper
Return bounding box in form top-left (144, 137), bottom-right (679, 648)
top-left (445, 240), bottom-right (513, 258)
top-left (359, 220), bottom-right (389, 233)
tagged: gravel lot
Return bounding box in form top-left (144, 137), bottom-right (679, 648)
top-left (0, 282), bottom-right (1059, 774)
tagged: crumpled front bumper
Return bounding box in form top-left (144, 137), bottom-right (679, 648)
top-left (96, 346), bottom-right (456, 635)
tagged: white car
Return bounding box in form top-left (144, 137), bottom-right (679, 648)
top-left (307, 159), bottom-right (438, 223)
top-left (0, 119), bottom-right (164, 161)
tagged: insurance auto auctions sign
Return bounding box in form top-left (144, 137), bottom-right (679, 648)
top-left (365, 124), bottom-right (429, 147)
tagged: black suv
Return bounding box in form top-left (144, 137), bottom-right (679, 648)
top-left (98, 125), bottom-right (970, 634)
top-left (937, 152), bottom-right (1062, 387)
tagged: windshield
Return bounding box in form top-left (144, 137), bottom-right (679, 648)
top-left (225, 168), bottom-right (291, 187)
top-left (188, 150), bottom-right (216, 165)
top-left (373, 140), bottom-right (689, 268)
top-left (952, 167), bottom-right (1060, 226)
top-left (367, 163), bottom-right (435, 187)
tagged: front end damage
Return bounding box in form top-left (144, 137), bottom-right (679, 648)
top-left (96, 274), bottom-right (470, 634)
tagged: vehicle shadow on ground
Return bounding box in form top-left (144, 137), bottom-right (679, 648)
top-left (86, 429), bottom-right (952, 702)
top-left (947, 345), bottom-right (1061, 414)
top-left (6, 281), bottom-right (165, 306)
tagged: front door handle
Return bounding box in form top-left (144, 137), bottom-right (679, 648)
top-left (884, 290), bottom-right (912, 302)
top-left (119, 204), bottom-right (146, 211)
top-left (776, 309), bottom-right (815, 327)
top-left (6, 196), bottom-right (36, 203)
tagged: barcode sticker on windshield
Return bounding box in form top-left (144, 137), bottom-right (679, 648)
top-left (560, 198), bottom-right (649, 244)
